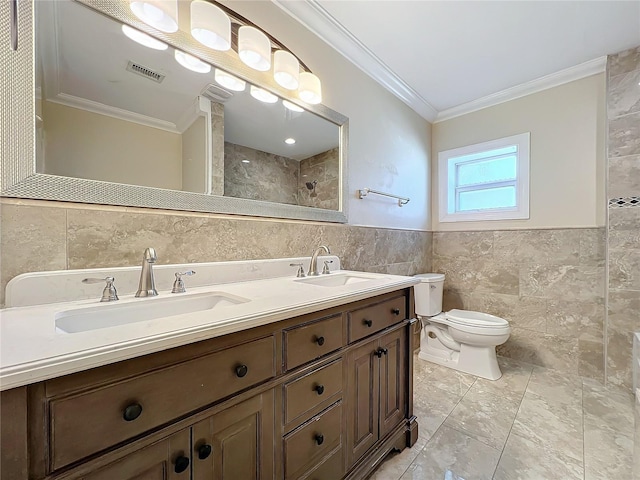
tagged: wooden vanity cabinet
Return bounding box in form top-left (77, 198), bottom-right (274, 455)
top-left (0, 288), bottom-right (417, 480)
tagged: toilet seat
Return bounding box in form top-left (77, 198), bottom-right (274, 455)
top-left (431, 309), bottom-right (511, 336)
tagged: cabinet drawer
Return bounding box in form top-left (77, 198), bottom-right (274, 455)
top-left (298, 446), bottom-right (344, 480)
top-left (49, 336), bottom-right (275, 471)
top-left (284, 314), bottom-right (345, 370)
top-left (283, 360), bottom-right (342, 428)
top-left (284, 401), bottom-right (343, 480)
top-left (348, 296), bottom-right (406, 343)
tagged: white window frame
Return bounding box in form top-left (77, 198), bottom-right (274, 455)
top-left (438, 132), bottom-right (530, 223)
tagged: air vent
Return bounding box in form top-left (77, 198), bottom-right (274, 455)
top-left (126, 61), bottom-right (165, 83)
top-left (201, 83), bottom-right (233, 103)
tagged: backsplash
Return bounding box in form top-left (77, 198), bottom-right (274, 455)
top-left (0, 199), bottom-right (432, 307)
top-left (432, 228), bottom-right (606, 381)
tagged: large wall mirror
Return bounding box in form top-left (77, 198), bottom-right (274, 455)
top-left (4, 0), bottom-right (348, 222)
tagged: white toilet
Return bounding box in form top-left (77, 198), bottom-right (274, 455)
top-left (414, 273), bottom-right (511, 380)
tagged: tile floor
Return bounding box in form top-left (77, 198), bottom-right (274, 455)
top-left (370, 354), bottom-right (636, 480)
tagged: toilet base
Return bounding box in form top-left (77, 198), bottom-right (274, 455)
top-left (419, 331), bottom-right (502, 380)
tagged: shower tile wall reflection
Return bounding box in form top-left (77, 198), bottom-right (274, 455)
top-left (298, 147), bottom-right (339, 211)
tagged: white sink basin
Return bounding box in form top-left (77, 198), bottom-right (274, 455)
top-left (295, 273), bottom-right (378, 287)
top-left (55, 292), bottom-right (250, 333)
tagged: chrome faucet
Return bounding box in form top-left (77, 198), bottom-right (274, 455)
top-left (308, 245), bottom-right (331, 276)
top-left (135, 247), bottom-right (158, 297)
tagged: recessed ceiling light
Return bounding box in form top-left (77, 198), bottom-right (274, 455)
top-left (283, 100), bottom-right (304, 113)
top-left (284, 138), bottom-right (296, 145)
top-left (122, 25), bottom-right (168, 50)
top-left (250, 86), bottom-right (278, 104)
top-left (174, 50), bottom-right (211, 74)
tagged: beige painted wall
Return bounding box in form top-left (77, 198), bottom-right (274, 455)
top-left (432, 74), bottom-right (606, 231)
top-left (181, 116), bottom-right (207, 194)
top-left (43, 101), bottom-right (183, 190)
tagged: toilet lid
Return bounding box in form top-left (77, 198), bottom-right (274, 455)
top-left (445, 309), bottom-right (509, 328)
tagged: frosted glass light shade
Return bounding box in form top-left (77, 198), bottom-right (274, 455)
top-left (215, 69), bottom-right (246, 92)
top-left (250, 86), bottom-right (278, 104)
top-left (129, 0), bottom-right (178, 33)
top-left (122, 25), bottom-right (168, 50)
top-left (282, 100), bottom-right (304, 113)
top-left (273, 51), bottom-right (299, 90)
top-left (175, 50), bottom-right (211, 74)
top-left (191, 1), bottom-right (230, 51)
top-left (238, 26), bottom-right (271, 71)
top-left (298, 72), bottom-right (322, 104)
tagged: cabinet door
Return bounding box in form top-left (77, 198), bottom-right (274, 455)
top-left (192, 390), bottom-right (275, 480)
top-left (346, 338), bottom-right (379, 468)
top-left (83, 429), bottom-right (191, 480)
top-left (379, 328), bottom-right (407, 439)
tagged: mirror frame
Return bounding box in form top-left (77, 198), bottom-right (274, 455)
top-left (1, 0), bottom-right (348, 223)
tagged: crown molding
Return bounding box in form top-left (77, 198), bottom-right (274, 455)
top-left (435, 56), bottom-right (607, 123)
top-left (272, 0), bottom-right (438, 122)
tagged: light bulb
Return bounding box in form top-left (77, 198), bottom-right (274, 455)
top-left (250, 86), bottom-right (278, 104)
top-left (191, 1), bottom-right (230, 51)
top-left (215, 69), bottom-right (246, 92)
top-left (298, 72), bottom-right (322, 104)
top-left (238, 26), bottom-right (271, 71)
top-left (122, 25), bottom-right (168, 50)
top-left (273, 50), bottom-right (299, 90)
top-left (284, 138), bottom-right (296, 145)
top-left (174, 50), bottom-right (211, 74)
top-left (283, 100), bottom-right (304, 113)
top-left (129, 0), bottom-right (178, 33)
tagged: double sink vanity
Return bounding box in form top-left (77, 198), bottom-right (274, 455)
top-left (1, 252), bottom-right (419, 480)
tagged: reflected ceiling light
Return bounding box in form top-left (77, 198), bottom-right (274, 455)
top-left (174, 50), bottom-right (211, 74)
top-left (121, 25), bottom-right (168, 50)
top-left (242, 159), bottom-right (250, 164)
top-left (129, 0), bottom-right (178, 33)
top-left (273, 51), bottom-right (299, 90)
top-left (282, 100), bottom-right (304, 113)
top-left (284, 138), bottom-right (296, 145)
top-left (214, 69), bottom-right (246, 92)
top-left (191, 0), bottom-right (230, 51)
top-left (238, 26), bottom-right (271, 72)
top-left (298, 72), bottom-right (322, 104)
top-left (250, 86), bottom-right (278, 104)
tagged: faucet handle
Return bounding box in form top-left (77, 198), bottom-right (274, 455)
top-left (82, 277), bottom-right (119, 302)
top-left (290, 263), bottom-right (306, 278)
top-left (322, 260), bottom-right (333, 275)
top-left (172, 271), bottom-right (196, 294)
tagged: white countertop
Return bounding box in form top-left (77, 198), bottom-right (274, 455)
top-left (1, 261), bottom-right (418, 391)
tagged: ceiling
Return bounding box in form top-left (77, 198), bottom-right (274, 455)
top-left (275, 0), bottom-right (640, 122)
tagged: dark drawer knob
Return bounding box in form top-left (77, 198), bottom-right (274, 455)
top-left (315, 336), bottom-right (325, 346)
top-left (381, 347), bottom-right (388, 355)
top-left (122, 403), bottom-right (143, 422)
top-left (363, 319), bottom-right (373, 327)
top-left (235, 364), bottom-right (248, 378)
top-left (198, 444), bottom-right (212, 460)
top-left (315, 433), bottom-right (324, 445)
top-left (374, 349), bottom-right (383, 358)
top-left (314, 384), bottom-right (325, 395)
top-left (174, 455), bottom-right (190, 474)
top-left (391, 308), bottom-right (401, 315)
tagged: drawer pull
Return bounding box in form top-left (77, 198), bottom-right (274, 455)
top-left (374, 347), bottom-right (388, 358)
top-left (235, 364), bottom-right (248, 378)
top-left (391, 308), bottom-right (401, 315)
top-left (198, 444), bottom-right (212, 460)
top-left (315, 433), bottom-right (324, 446)
top-left (314, 384), bottom-right (325, 395)
top-left (122, 403), bottom-right (143, 422)
top-left (174, 455), bottom-right (190, 473)
top-left (315, 335), bottom-right (325, 346)
top-left (363, 319), bottom-right (373, 327)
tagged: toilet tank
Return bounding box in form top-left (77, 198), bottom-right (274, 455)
top-left (414, 273), bottom-right (445, 317)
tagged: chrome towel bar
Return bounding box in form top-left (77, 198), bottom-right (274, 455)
top-left (357, 188), bottom-right (410, 207)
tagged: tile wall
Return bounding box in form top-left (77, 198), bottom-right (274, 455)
top-left (606, 46), bottom-right (640, 389)
top-left (298, 147), bottom-right (340, 211)
top-left (432, 228), bottom-right (606, 381)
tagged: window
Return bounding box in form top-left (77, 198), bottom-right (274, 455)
top-left (438, 133), bottom-right (530, 222)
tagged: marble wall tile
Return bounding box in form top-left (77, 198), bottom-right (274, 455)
top-left (609, 206), bottom-right (640, 231)
top-left (609, 112), bottom-right (640, 158)
top-left (466, 293), bottom-right (546, 333)
top-left (609, 248), bottom-right (640, 290)
top-left (433, 256), bottom-right (520, 295)
top-left (493, 229), bottom-right (581, 265)
top-left (0, 204), bottom-right (67, 306)
top-left (546, 300), bottom-right (604, 341)
top-left (520, 264), bottom-right (604, 302)
top-left (298, 147), bottom-right (339, 211)
top-left (608, 155), bottom-right (640, 198)
top-left (608, 46), bottom-right (640, 78)
top-left (606, 328), bottom-right (634, 388)
top-left (432, 231), bottom-right (493, 259)
top-left (579, 227), bottom-right (606, 267)
top-left (578, 339), bottom-right (604, 382)
top-left (608, 69), bottom-right (640, 118)
top-left (608, 289), bottom-right (640, 332)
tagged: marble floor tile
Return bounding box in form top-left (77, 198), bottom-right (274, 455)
top-left (368, 435), bottom-right (428, 480)
top-left (472, 356), bottom-right (533, 403)
top-left (399, 426), bottom-right (501, 480)
top-left (582, 378), bottom-right (634, 436)
top-left (525, 365), bottom-right (582, 408)
top-left (493, 431), bottom-right (583, 480)
top-left (584, 419), bottom-right (634, 480)
top-left (511, 391), bottom-right (583, 462)
top-left (444, 383), bottom-right (520, 450)
top-left (414, 356), bottom-right (477, 398)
